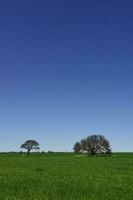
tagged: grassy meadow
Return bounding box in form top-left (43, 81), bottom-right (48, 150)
top-left (0, 153), bottom-right (133, 200)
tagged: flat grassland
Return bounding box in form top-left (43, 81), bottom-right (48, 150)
top-left (0, 153), bottom-right (133, 200)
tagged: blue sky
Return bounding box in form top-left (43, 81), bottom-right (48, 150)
top-left (0, 0), bottom-right (133, 152)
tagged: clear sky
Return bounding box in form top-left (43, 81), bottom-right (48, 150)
top-left (0, 0), bottom-right (133, 152)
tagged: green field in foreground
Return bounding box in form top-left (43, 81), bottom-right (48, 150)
top-left (0, 153), bottom-right (133, 200)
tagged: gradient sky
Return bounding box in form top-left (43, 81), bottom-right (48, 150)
top-left (0, 0), bottom-right (133, 152)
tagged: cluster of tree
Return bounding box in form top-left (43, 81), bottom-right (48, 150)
top-left (73, 135), bottom-right (112, 156)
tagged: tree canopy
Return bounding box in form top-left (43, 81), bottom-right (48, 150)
top-left (21, 140), bottom-right (40, 155)
top-left (73, 135), bottom-right (111, 156)
top-left (73, 142), bottom-right (81, 153)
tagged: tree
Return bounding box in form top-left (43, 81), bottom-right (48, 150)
top-left (21, 140), bottom-right (40, 155)
top-left (74, 135), bottom-right (111, 156)
top-left (80, 139), bottom-right (87, 152)
top-left (86, 135), bottom-right (111, 155)
top-left (73, 142), bottom-right (81, 153)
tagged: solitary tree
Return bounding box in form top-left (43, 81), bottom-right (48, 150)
top-left (73, 142), bottom-right (81, 153)
top-left (86, 135), bottom-right (111, 155)
top-left (74, 135), bottom-right (111, 156)
top-left (21, 140), bottom-right (40, 155)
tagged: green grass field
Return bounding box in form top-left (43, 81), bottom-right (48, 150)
top-left (0, 153), bottom-right (133, 200)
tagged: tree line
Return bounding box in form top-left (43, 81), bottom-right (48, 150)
top-left (21, 134), bottom-right (112, 156)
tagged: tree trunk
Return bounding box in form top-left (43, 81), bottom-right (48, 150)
top-left (27, 150), bottom-right (30, 155)
top-left (91, 149), bottom-right (96, 156)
